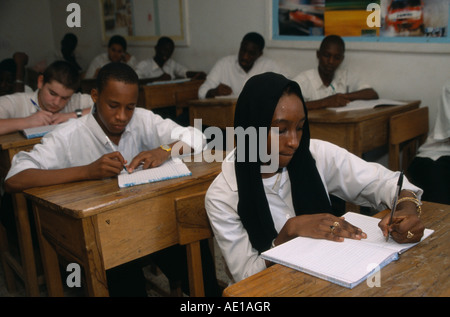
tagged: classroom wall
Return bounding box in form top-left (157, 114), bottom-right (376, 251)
top-left (0, 0), bottom-right (448, 132)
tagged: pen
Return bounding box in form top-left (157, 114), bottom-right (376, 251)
top-left (30, 98), bottom-right (40, 111)
top-left (386, 171), bottom-right (404, 241)
top-left (105, 135), bottom-right (128, 174)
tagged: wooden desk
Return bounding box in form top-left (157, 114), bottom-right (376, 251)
top-left (187, 98), bottom-right (237, 130)
top-left (0, 132), bottom-right (42, 296)
top-left (308, 101), bottom-right (421, 157)
top-left (24, 156), bottom-right (222, 296)
top-left (223, 201), bottom-right (450, 297)
top-left (139, 79), bottom-right (204, 116)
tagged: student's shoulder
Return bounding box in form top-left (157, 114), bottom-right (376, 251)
top-left (0, 91), bottom-right (33, 105)
top-left (293, 68), bottom-right (316, 82)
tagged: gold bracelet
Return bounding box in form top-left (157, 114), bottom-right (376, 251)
top-left (396, 197), bottom-right (422, 218)
top-left (402, 189), bottom-right (418, 198)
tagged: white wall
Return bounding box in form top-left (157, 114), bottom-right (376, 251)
top-left (1, 0), bottom-right (448, 129)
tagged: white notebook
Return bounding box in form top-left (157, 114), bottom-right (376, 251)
top-left (118, 159), bottom-right (192, 188)
top-left (22, 124), bottom-right (58, 139)
top-left (327, 99), bottom-right (407, 112)
top-left (261, 212), bottom-right (434, 289)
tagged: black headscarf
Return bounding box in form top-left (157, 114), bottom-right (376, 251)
top-left (234, 72), bottom-right (332, 253)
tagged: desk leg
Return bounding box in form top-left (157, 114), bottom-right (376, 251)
top-left (80, 217), bottom-right (109, 297)
top-left (32, 203), bottom-right (64, 296)
top-left (13, 193), bottom-right (40, 296)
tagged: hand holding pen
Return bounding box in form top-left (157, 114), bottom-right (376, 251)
top-left (105, 136), bottom-right (129, 174)
top-left (27, 98), bottom-right (53, 127)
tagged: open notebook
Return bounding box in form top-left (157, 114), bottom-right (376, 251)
top-left (118, 159), bottom-right (192, 188)
top-left (22, 124), bottom-right (58, 139)
top-left (327, 99), bottom-right (407, 112)
top-left (261, 212), bottom-right (433, 289)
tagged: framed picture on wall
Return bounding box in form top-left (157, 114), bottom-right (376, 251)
top-left (100, 0), bottom-right (189, 46)
top-left (267, 0), bottom-right (450, 51)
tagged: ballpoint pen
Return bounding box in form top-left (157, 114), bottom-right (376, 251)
top-left (386, 171), bottom-right (404, 241)
top-left (105, 135), bottom-right (128, 174)
top-left (30, 98), bottom-right (40, 111)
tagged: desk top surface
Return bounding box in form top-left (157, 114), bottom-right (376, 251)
top-left (0, 132), bottom-right (41, 150)
top-left (308, 100), bottom-right (421, 123)
top-left (24, 154), bottom-right (223, 219)
top-left (223, 201), bottom-right (450, 297)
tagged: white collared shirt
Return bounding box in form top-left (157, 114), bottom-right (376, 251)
top-left (205, 140), bottom-right (422, 283)
top-left (85, 53), bottom-right (138, 79)
top-left (6, 107), bottom-right (205, 179)
top-left (0, 90), bottom-right (93, 119)
top-left (198, 55), bottom-right (282, 99)
top-left (293, 68), bottom-right (371, 101)
top-left (135, 58), bottom-right (188, 79)
top-left (416, 80), bottom-right (450, 160)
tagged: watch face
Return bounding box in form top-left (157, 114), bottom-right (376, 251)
top-left (161, 144), bottom-right (171, 151)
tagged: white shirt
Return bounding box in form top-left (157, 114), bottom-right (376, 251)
top-left (293, 68), bottom-right (371, 101)
top-left (198, 55), bottom-right (282, 99)
top-left (135, 58), bottom-right (188, 79)
top-left (0, 90), bottom-right (93, 119)
top-left (85, 53), bottom-right (138, 79)
top-left (416, 81), bottom-right (450, 161)
top-left (6, 107), bottom-right (205, 179)
top-left (205, 140), bottom-right (422, 283)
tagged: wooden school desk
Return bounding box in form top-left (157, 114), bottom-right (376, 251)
top-left (308, 100), bottom-right (421, 157)
top-left (187, 98), bottom-right (237, 130)
top-left (139, 79), bottom-right (204, 116)
top-left (0, 132), bottom-right (42, 296)
top-left (222, 201), bottom-right (450, 297)
top-left (23, 155), bottom-right (223, 296)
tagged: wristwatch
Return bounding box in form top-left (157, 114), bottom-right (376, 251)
top-left (75, 109), bottom-right (82, 118)
top-left (160, 144), bottom-right (172, 152)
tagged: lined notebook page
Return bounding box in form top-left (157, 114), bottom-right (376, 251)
top-left (118, 159), bottom-right (191, 188)
top-left (262, 236), bottom-right (397, 288)
top-left (262, 212), bottom-right (434, 288)
top-left (22, 124), bottom-right (58, 139)
top-left (327, 99), bottom-right (406, 112)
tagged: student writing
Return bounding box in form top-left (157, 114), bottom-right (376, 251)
top-left (293, 35), bottom-right (378, 110)
top-left (205, 72), bottom-right (424, 283)
top-left (0, 61), bottom-right (92, 136)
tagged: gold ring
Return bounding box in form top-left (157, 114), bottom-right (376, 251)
top-left (407, 231), bottom-right (414, 239)
top-left (333, 221), bottom-right (340, 227)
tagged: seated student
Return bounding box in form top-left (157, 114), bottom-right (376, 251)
top-left (135, 36), bottom-right (206, 82)
top-left (293, 35), bottom-right (378, 110)
top-left (0, 60), bottom-right (92, 136)
top-left (5, 62), bottom-right (219, 297)
top-left (407, 81), bottom-right (450, 205)
top-left (205, 72), bottom-right (424, 283)
top-left (57, 33), bottom-right (83, 73)
top-left (84, 35), bottom-right (137, 79)
top-left (0, 52), bottom-right (31, 96)
top-left (198, 32), bottom-right (282, 99)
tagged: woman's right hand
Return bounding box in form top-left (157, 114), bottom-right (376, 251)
top-left (275, 213), bottom-right (367, 246)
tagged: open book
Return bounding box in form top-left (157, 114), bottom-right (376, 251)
top-left (22, 124), bottom-right (58, 139)
top-left (261, 212), bottom-right (434, 289)
top-left (118, 158), bottom-right (191, 188)
top-left (327, 99), bottom-right (407, 112)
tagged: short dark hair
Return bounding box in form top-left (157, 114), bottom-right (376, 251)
top-left (319, 35), bottom-right (345, 52)
top-left (242, 32), bottom-right (265, 51)
top-left (96, 62), bottom-right (138, 93)
top-left (0, 58), bottom-right (16, 76)
top-left (108, 35), bottom-right (127, 51)
top-left (42, 60), bottom-right (81, 91)
top-left (156, 36), bottom-right (174, 48)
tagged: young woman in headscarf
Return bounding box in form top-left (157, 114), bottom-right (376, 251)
top-left (205, 72), bottom-right (425, 283)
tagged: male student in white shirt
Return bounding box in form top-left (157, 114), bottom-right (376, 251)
top-left (5, 62), bottom-right (220, 297)
top-left (293, 34), bottom-right (378, 110)
top-left (0, 61), bottom-right (92, 136)
top-left (198, 32), bottom-right (282, 99)
top-left (135, 36), bottom-right (206, 82)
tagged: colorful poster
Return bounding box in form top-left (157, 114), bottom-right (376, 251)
top-left (275, 0), bottom-right (448, 39)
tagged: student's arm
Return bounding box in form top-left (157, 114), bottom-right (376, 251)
top-left (5, 151), bottom-right (126, 193)
top-left (186, 71), bottom-right (206, 80)
top-left (305, 88), bottom-right (379, 110)
top-left (0, 111), bottom-right (54, 135)
top-left (205, 83), bottom-right (233, 98)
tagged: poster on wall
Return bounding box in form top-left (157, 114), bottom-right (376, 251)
top-left (100, 0), bottom-right (189, 45)
top-left (275, 0), bottom-right (449, 41)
